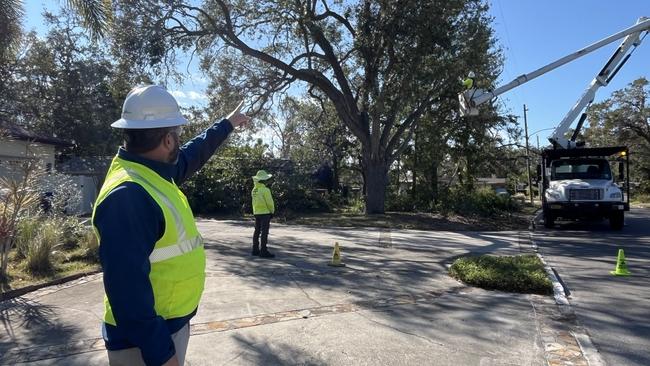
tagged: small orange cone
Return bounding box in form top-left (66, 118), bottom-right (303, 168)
top-left (328, 242), bottom-right (345, 267)
top-left (610, 249), bottom-right (631, 276)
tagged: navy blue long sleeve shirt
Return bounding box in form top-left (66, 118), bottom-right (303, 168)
top-left (94, 119), bottom-right (233, 366)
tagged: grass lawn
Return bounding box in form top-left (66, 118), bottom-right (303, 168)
top-left (449, 254), bottom-right (552, 295)
top-left (202, 204), bottom-right (539, 231)
top-left (285, 203), bottom-right (538, 231)
top-left (1, 249), bottom-right (100, 295)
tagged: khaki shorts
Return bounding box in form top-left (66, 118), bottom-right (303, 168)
top-left (107, 323), bottom-right (190, 365)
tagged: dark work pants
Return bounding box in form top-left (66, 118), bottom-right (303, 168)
top-left (253, 214), bottom-right (272, 251)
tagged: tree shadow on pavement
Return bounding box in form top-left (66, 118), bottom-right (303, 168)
top-left (197, 220), bottom-right (545, 363)
top-left (0, 297), bottom-right (80, 363)
top-left (212, 334), bottom-right (327, 366)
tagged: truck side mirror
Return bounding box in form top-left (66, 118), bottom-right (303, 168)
top-left (535, 164), bottom-right (542, 181)
top-left (618, 162), bottom-right (625, 181)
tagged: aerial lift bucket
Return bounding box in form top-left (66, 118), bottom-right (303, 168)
top-left (458, 89), bottom-right (479, 117)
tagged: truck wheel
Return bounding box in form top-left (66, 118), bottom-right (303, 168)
top-left (544, 212), bottom-right (555, 229)
top-left (610, 211), bottom-right (624, 230)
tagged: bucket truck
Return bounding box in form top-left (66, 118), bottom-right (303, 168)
top-left (458, 17), bottom-right (649, 229)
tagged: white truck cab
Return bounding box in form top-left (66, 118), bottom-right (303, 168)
top-left (540, 147), bottom-right (630, 229)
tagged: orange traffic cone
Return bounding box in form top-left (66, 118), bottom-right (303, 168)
top-left (328, 242), bottom-right (345, 267)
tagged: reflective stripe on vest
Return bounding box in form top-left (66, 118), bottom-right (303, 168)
top-left (107, 167), bottom-right (197, 259)
top-left (149, 235), bottom-right (203, 263)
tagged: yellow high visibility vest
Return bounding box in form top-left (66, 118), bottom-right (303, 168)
top-left (92, 156), bottom-right (206, 325)
top-left (251, 182), bottom-right (274, 215)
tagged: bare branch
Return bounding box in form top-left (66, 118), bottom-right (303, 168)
top-left (314, 7), bottom-right (356, 37)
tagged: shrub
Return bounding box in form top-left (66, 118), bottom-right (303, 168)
top-left (26, 220), bottom-right (61, 275)
top-left (15, 216), bottom-right (42, 260)
top-left (633, 192), bottom-right (650, 203)
top-left (386, 193), bottom-right (415, 212)
top-left (343, 197), bottom-right (365, 214)
top-left (449, 254), bottom-right (552, 295)
top-left (271, 171), bottom-right (331, 214)
top-left (37, 172), bottom-right (82, 216)
top-left (58, 216), bottom-right (87, 249)
top-left (438, 187), bottom-right (519, 216)
top-left (79, 229), bottom-right (99, 262)
top-left (182, 145), bottom-right (333, 215)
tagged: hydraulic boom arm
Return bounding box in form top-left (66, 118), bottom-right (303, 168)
top-left (459, 17), bottom-right (649, 148)
top-left (549, 18), bottom-right (648, 148)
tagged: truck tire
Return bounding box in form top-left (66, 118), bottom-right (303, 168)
top-left (610, 211), bottom-right (624, 230)
top-left (544, 212), bottom-right (555, 229)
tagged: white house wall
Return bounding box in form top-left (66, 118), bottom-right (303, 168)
top-left (0, 139), bottom-right (56, 180)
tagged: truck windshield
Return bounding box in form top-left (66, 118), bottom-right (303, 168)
top-left (551, 159), bottom-right (612, 180)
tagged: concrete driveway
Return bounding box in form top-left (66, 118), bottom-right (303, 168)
top-left (1, 219), bottom-right (581, 365)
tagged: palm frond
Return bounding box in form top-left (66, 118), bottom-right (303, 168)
top-left (65, 0), bottom-right (113, 39)
top-left (0, 0), bottom-right (24, 59)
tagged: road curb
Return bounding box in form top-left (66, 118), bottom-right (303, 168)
top-left (0, 270), bottom-right (102, 302)
top-left (529, 210), bottom-right (568, 305)
top-left (528, 211), bottom-right (606, 366)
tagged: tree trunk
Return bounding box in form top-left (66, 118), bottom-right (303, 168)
top-left (332, 155), bottom-right (340, 192)
top-left (0, 238), bottom-right (10, 282)
top-left (364, 158), bottom-right (388, 214)
top-left (431, 160), bottom-right (439, 206)
top-left (411, 134), bottom-right (418, 200)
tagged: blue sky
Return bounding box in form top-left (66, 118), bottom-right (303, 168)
top-left (23, 1), bottom-right (649, 147)
top-left (487, 1), bottom-right (649, 145)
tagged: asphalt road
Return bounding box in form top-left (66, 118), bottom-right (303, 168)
top-left (535, 208), bottom-right (650, 366)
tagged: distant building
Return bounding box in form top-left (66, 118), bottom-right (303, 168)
top-left (0, 120), bottom-right (72, 181)
top-left (476, 175), bottom-right (507, 189)
top-left (57, 156), bottom-right (113, 215)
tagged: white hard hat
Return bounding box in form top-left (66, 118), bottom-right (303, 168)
top-left (111, 85), bottom-right (188, 129)
top-left (467, 71), bottom-right (476, 78)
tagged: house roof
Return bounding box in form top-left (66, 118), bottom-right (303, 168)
top-left (0, 120), bottom-right (73, 147)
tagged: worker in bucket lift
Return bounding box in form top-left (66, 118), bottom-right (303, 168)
top-left (251, 170), bottom-right (276, 258)
top-left (462, 71), bottom-right (475, 90)
top-left (92, 85), bottom-right (249, 366)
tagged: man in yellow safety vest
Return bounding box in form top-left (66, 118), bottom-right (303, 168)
top-left (251, 170), bottom-right (275, 258)
top-left (93, 85), bottom-right (249, 365)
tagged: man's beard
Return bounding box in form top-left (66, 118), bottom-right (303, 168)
top-left (168, 134), bottom-right (181, 164)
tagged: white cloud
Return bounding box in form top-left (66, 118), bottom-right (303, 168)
top-left (187, 91), bottom-right (208, 100)
top-left (171, 90), bottom-right (187, 98)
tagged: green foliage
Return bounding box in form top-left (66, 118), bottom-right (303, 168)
top-left (182, 143), bottom-right (331, 215)
top-left (78, 229), bottom-right (99, 262)
top-left (181, 143), bottom-right (268, 214)
top-left (103, 0), bottom-right (505, 214)
top-left (15, 215), bottom-right (92, 269)
top-left (26, 220), bottom-right (61, 276)
top-left (0, 9), bottom-right (128, 157)
top-left (438, 187), bottom-right (519, 216)
top-left (64, 0), bottom-right (113, 39)
top-left (632, 193), bottom-right (650, 204)
top-left (14, 216), bottom-right (41, 260)
top-left (344, 197), bottom-right (365, 214)
top-left (0, 0), bottom-right (23, 61)
top-left (0, 158), bottom-right (43, 282)
top-left (271, 171), bottom-right (331, 214)
top-left (449, 254), bottom-right (552, 294)
top-left (56, 216), bottom-right (87, 249)
top-left (385, 193), bottom-right (415, 212)
top-left (585, 78), bottom-right (650, 194)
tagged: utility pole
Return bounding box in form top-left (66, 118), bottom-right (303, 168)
top-left (524, 105), bottom-right (533, 204)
